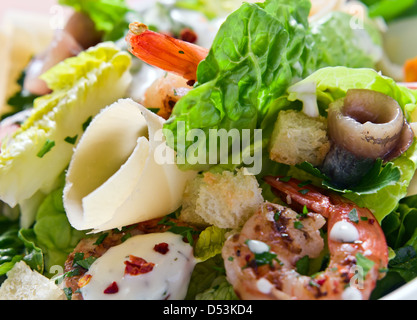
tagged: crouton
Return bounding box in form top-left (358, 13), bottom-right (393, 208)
top-left (0, 261), bottom-right (66, 300)
top-left (179, 169), bottom-right (264, 229)
top-left (269, 110), bottom-right (330, 166)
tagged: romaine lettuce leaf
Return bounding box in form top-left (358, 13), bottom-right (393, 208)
top-left (32, 182), bottom-right (86, 277)
top-left (305, 11), bottom-right (382, 75)
top-left (164, 0), bottom-right (312, 172)
top-left (195, 275), bottom-right (238, 300)
top-left (0, 42), bottom-right (131, 225)
top-left (371, 196), bottom-right (417, 298)
top-left (164, 0), bottom-right (384, 173)
top-left (194, 225), bottom-right (228, 262)
top-left (185, 254), bottom-right (237, 300)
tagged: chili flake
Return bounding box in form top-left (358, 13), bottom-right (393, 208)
top-left (124, 255), bottom-right (155, 276)
top-left (104, 281), bottom-right (119, 294)
top-left (154, 242), bottom-right (169, 254)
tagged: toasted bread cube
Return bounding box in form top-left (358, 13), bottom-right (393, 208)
top-left (269, 110), bottom-right (330, 166)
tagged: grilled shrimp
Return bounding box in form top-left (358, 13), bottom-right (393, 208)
top-left (142, 73), bottom-right (193, 120)
top-left (126, 22), bottom-right (209, 81)
top-left (222, 177), bottom-right (388, 300)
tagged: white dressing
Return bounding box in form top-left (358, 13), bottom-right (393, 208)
top-left (246, 239), bottom-right (270, 254)
top-left (63, 98), bottom-right (196, 233)
top-left (341, 286), bottom-right (363, 300)
top-left (287, 81), bottom-right (319, 118)
top-left (256, 278), bottom-right (274, 295)
top-left (329, 220), bottom-right (360, 243)
top-left (81, 232), bottom-right (196, 300)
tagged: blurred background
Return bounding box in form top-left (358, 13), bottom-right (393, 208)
top-left (0, 0), bottom-right (63, 18)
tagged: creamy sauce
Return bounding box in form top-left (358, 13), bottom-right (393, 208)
top-left (341, 286), bottom-right (363, 300)
top-left (81, 232), bottom-right (196, 300)
top-left (329, 220), bottom-right (360, 243)
top-left (256, 278), bottom-right (274, 295)
top-left (246, 240), bottom-right (270, 254)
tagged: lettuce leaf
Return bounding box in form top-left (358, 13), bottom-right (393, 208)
top-left (185, 254), bottom-right (237, 300)
top-left (174, 0), bottom-right (248, 19)
top-left (32, 182), bottom-right (86, 277)
top-left (194, 225), bottom-right (228, 262)
top-left (360, 0), bottom-right (417, 22)
top-left (0, 43), bottom-right (131, 223)
top-left (58, 0), bottom-right (131, 41)
top-left (195, 275), bottom-right (238, 300)
top-left (305, 12), bottom-right (382, 75)
top-left (164, 0), bottom-right (383, 173)
top-left (164, 0), bottom-right (311, 172)
top-left (371, 196), bottom-right (417, 298)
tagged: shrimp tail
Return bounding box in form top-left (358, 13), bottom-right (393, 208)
top-left (126, 22), bottom-right (209, 81)
top-left (263, 176), bottom-right (332, 217)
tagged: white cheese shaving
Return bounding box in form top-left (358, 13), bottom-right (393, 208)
top-left (63, 98), bottom-right (196, 233)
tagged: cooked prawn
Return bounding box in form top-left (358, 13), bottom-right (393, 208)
top-left (222, 177), bottom-right (388, 300)
top-left (142, 73), bottom-right (193, 120)
top-left (126, 22), bottom-right (209, 81)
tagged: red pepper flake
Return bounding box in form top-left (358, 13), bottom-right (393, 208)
top-left (124, 255), bottom-right (155, 276)
top-left (180, 28), bottom-right (198, 43)
top-left (154, 242), bottom-right (169, 254)
top-left (104, 281), bottom-right (119, 294)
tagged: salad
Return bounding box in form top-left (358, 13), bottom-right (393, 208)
top-left (0, 0), bottom-right (416, 300)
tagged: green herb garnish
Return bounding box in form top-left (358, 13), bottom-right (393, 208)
top-left (37, 140), bottom-right (55, 158)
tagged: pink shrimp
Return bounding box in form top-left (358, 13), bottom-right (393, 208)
top-left (222, 177), bottom-right (388, 300)
top-left (125, 22), bottom-right (209, 81)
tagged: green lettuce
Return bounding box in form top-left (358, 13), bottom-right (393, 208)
top-left (360, 0), bottom-right (417, 22)
top-left (0, 43), bottom-right (131, 226)
top-left (372, 198), bottom-right (417, 298)
top-left (163, 0), bottom-right (383, 173)
top-left (305, 12), bottom-right (382, 75)
top-left (58, 0), bottom-right (131, 41)
top-left (194, 225), bottom-right (228, 262)
top-left (31, 180), bottom-right (86, 277)
top-left (186, 254), bottom-right (237, 300)
top-left (286, 67), bottom-right (417, 222)
top-left (174, 0), bottom-right (249, 19)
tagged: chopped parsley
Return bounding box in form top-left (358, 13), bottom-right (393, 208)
top-left (355, 253), bottom-right (375, 277)
top-left (93, 232), bottom-right (109, 245)
top-left (298, 180), bottom-right (312, 188)
top-left (245, 240), bottom-right (282, 268)
top-left (73, 252), bottom-right (97, 270)
top-left (37, 139), bottom-right (55, 158)
top-left (82, 116), bottom-right (93, 131)
top-left (294, 221), bottom-right (304, 230)
top-left (348, 208), bottom-right (359, 224)
top-left (298, 189), bottom-right (309, 195)
top-left (302, 205), bottom-right (309, 216)
top-left (64, 135), bottom-right (78, 145)
top-left (157, 216), bottom-right (199, 245)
